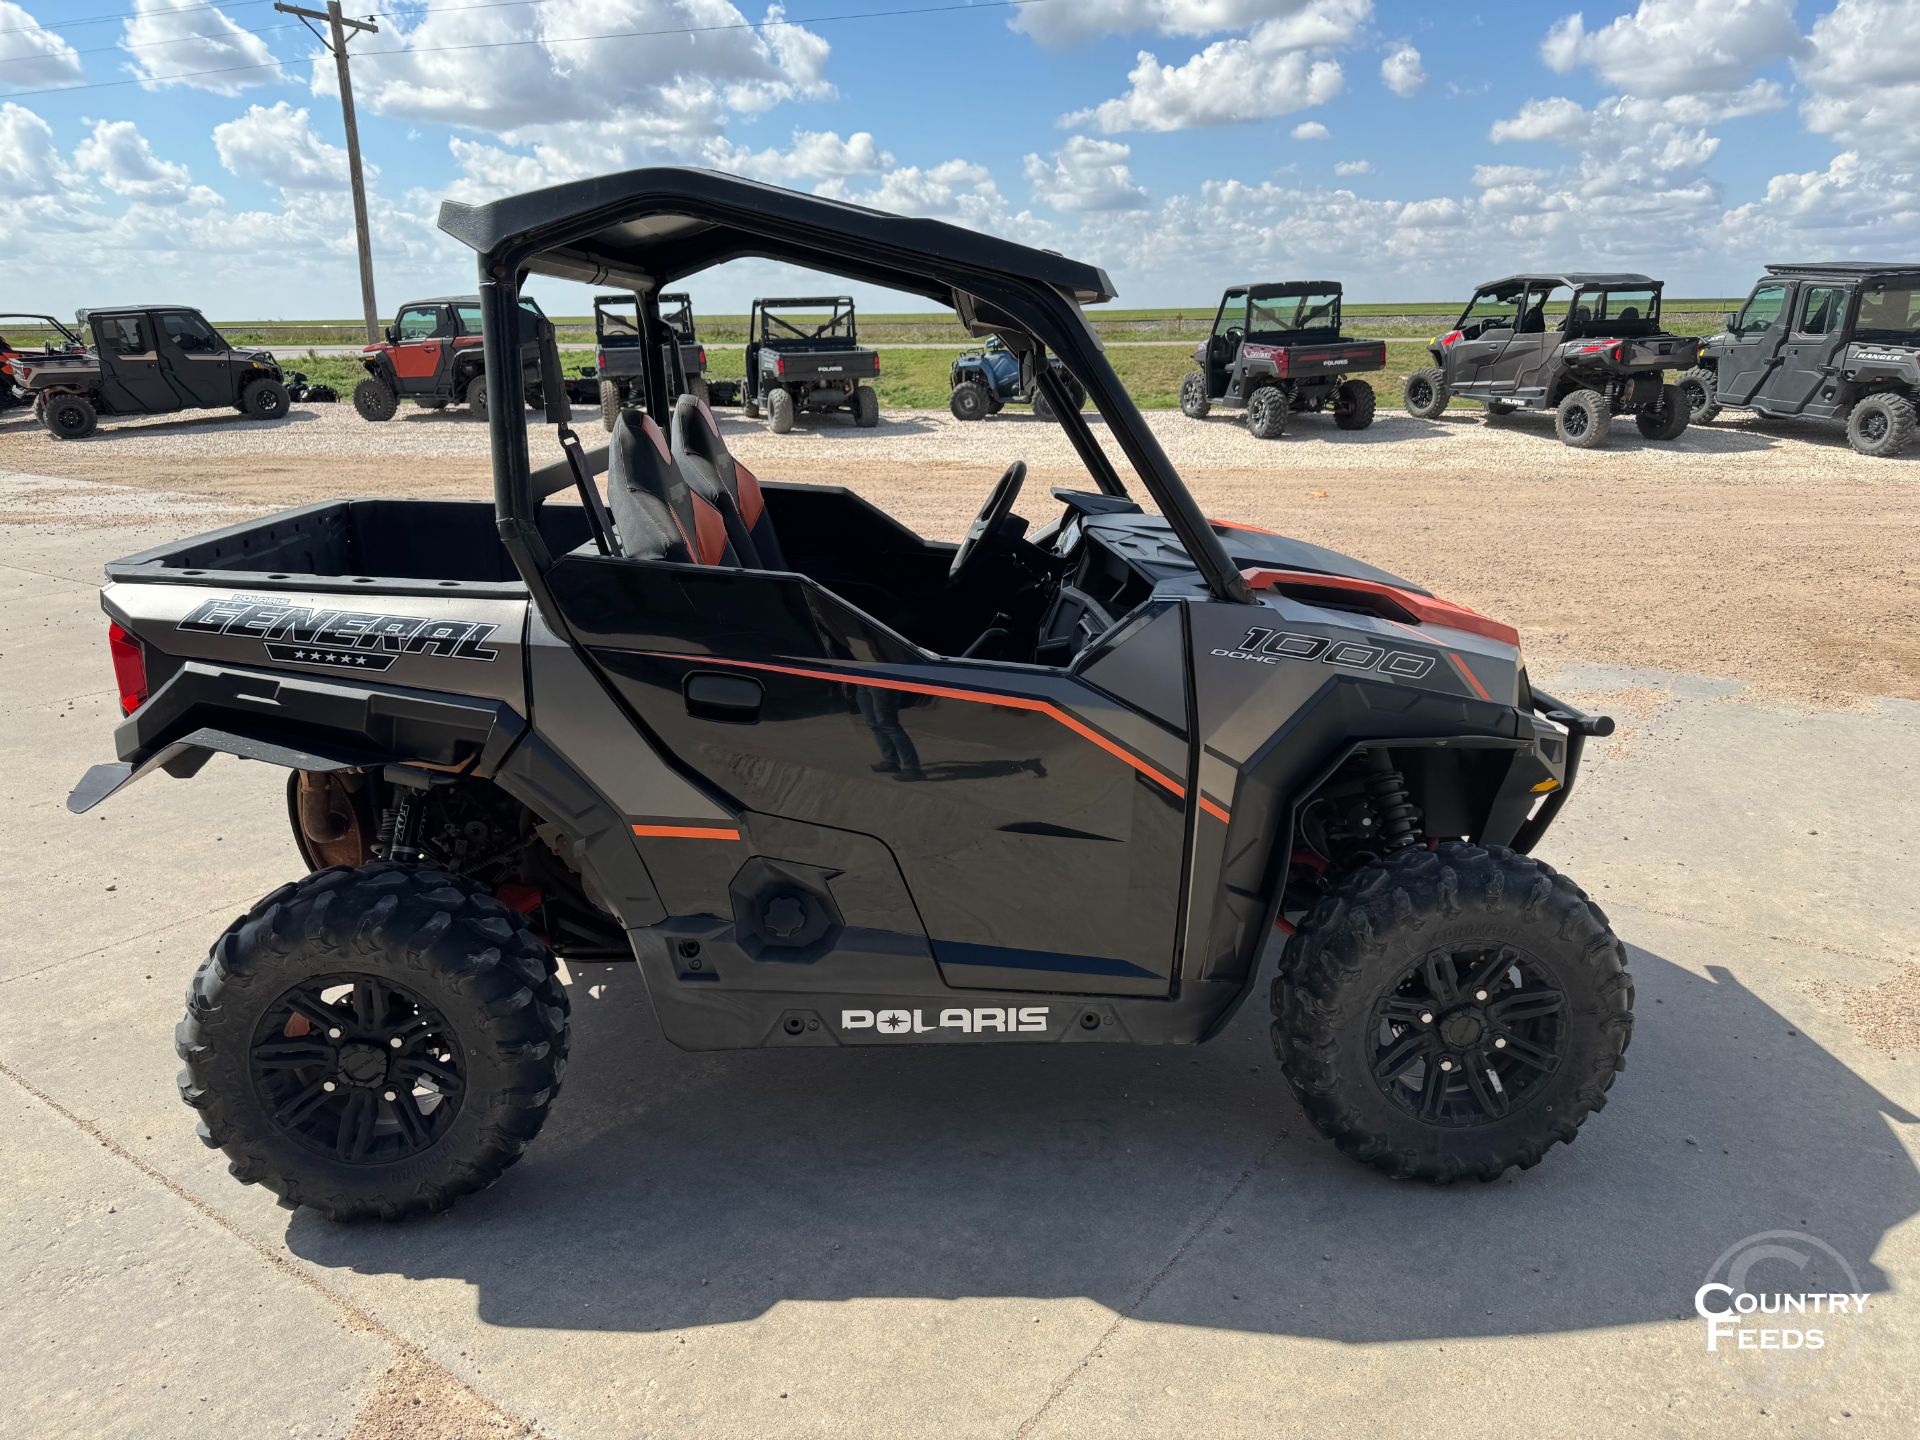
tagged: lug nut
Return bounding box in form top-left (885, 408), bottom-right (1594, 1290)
top-left (322, 1080), bottom-right (337, 1092)
top-left (383, 1090), bottom-right (397, 1102)
top-left (1475, 990), bottom-right (1489, 1001)
top-left (1494, 1037), bottom-right (1507, 1049)
top-left (1439, 1059), bottom-right (1454, 1072)
top-left (1420, 1011), bottom-right (1434, 1024)
top-left (389, 1036), bottom-right (403, 1048)
top-left (328, 1027), bottom-right (342, 1039)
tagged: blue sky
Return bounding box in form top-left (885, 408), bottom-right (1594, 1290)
top-left (3, 1), bottom-right (1915, 319)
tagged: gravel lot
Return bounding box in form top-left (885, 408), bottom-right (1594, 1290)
top-left (4, 398), bottom-right (1915, 703)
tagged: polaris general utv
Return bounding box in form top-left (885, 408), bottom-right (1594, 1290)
top-left (743, 295), bottom-right (880, 432)
top-left (70, 170), bottom-right (1630, 1219)
top-left (1405, 274), bottom-right (1698, 448)
top-left (1682, 263), bottom-right (1920, 457)
top-left (1180, 283), bottom-right (1385, 437)
top-left (949, 332), bottom-right (1085, 420)
top-left (596, 290), bottom-right (718, 432)
top-left (353, 293), bottom-right (575, 422)
top-left (11, 305), bottom-right (291, 439)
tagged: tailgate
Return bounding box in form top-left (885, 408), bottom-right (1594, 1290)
top-left (1618, 336), bottom-right (1699, 369)
top-left (1284, 339), bottom-right (1387, 375)
top-left (770, 348), bottom-right (879, 382)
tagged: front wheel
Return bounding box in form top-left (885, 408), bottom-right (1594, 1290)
top-left (1402, 366), bottom-right (1449, 420)
top-left (241, 378), bottom-right (290, 421)
top-left (1332, 377), bottom-right (1376, 431)
top-left (352, 378), bottom-right (397, 422)
top-left (1271, 842), bottom-right (1633, 1183)
top-left (176, 864), bottom-right (570, 1220)
top-left (1678, 366), bottom-right (1720, 424)
top-left (1179, 370), bottom-right (1212, 419)
top-left (464, 374), bottom-right (489, 420)
top-left (949, 380), bottom-right (989, 422)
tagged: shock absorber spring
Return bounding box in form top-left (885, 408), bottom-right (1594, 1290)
top-left (378, 789), bottom-right (424, 862)
top-left (1365, 751), bottom-right (1421, 853)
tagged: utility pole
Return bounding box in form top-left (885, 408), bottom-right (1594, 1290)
top-left (275, 3), bottom-right (381, 343)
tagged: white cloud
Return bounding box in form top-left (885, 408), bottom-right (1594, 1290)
top-left (213, 102), bottom-right (360, 191)
top-left (1333, 159), bottom-right (1371, 176)
top-left (1798, 0), bottom-right (1920, 161)
top-left (1540, 0), bottom-right (1801, 98)
top-left (0, 99), bottom-right (64, 197)
top-left (0, 1), bottom-right (83, 92)
top-left (120, 0), bottom-right (282, 95)
top-left (1489, 97), bottom-right (1590, 145)
top-left (822, 158), bottom-right (1009, 226)
top-left (74, 118), bottom-right (198, 204)
top-left (1013, 0), bottom-right (1348, 49)
top-left (1065, 2), bottom-right (1363, 133)
top-left (328, 1), bottom-right (832, 141)
top-left (1292, 121), bottom-right (1329, 139)
top-left (1024, 137), bottom-right (1148, 212)
top-left (1380, 43), bottom-right (1423, 97)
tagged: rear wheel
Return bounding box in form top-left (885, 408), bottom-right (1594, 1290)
top-left (691, 377), bottom-right (710, 407)
top-left (176, 863), bottom-right (569, 1220)
top-left (1845, 392), bottom-right (1916, 458)
top-left (1271, 842), bottom-right (1633, 1183)
top-left (1403, 366), bottom-right (1450, 420)
top-left (949, 380), bottom-right (989, 422)
top-left (1179, 370), bottom-right (1211, 419)
top-left (600, 379), bottom-right (623, 433)
top-left (352, 378), bottom-right (397, 422)
top-left (766, 387), bottom-right (795, 434)
top-left (1678, 366), bottom-right (1719, 424)
top-left (1554, 388), bottom-right (1610, 448)
top-left (1246, 385), bottom-right (1289, 439)
top-left (241, 378), bottom-right (290, 421)
top-left (1635, 383), bottom-right (1689, 441)
top-left (43, 392), bottom-right (97, 440)
top-left (465, 374), bottom-right (489, 420)
top-left (1030, 385), bottom-right (1056, 423)
top-left (1333, 378), bottom-right (1376, 431)
top-left (853, 384), bottom-right (880, 428)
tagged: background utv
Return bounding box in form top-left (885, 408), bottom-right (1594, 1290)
top-left (71, 169), bottom-right (1631, 1220)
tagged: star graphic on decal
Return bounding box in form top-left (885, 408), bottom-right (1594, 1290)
top-left (879, 1012), bottom-right (907, 1032)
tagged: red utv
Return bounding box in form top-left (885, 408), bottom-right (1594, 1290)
top-left (352, 294), bottom-right (552, 421)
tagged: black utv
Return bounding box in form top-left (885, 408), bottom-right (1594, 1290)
top-left (1180, 283), bottom-right (1385, 437)
top-left (10, 305), bottom-right (291, 439)
top-left (1682, 263), bottom-right (1920, 457)
top-left (596, 290), bottom-right (715, 432)
top-left (742, 295), bottom-right (880, 432)
top-left (1404, 274), bottom-right (1699, 448)
top-left (69, 168), bottom-right (1630, 1220)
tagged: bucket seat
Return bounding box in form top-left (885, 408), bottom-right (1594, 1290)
top-left (606, 410), bottom-right (734, 566)
top-left (670, 393), bottom-right (785, 569)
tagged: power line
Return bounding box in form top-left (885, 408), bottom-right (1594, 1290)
top-left (3, 0), bottom-right (1057, 97)
top-left (0, 19), bottom-right (304, 67)
top-left (0, 2), bottom-right (277, 37)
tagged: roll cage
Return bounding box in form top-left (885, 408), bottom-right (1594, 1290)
top-left (753, 296), bottom-right (857, 345)
top-left (436, 167), bottom-right (1252, 608)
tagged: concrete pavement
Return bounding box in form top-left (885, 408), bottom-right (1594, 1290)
top-left (1, 493), bottom-right (1914, 1438)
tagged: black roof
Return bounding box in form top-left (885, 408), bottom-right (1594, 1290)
top-left (1765, 262), bottom-right (1920, 280)
top-left (1230, 281), bottom-right (1342, 298)
top-left (1477, 273), bottom-right (1659, 291)
top-left (438, 166), bottom-right (1116, 308)
top-left (754, 296), bottom-right (854, 307)
top-left (74, 303), bottom-right (203, 322)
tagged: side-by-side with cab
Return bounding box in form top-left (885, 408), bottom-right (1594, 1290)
top-left (71, 169), bottom-right (1631, 1219)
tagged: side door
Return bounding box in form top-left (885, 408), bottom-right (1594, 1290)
top-left (1715, 281), bottom-right (1792, 407)
top-left (154, 310), bottom-right (232, 407)
top-left (1443, 287), bottom-right (1520, 394)
top-left (388, 304), bottom-right (449, 392)
top-left (91, 313), bottom-right (174, 412)
top-left (1492, 283), bottom-right (1562, 394)
top-left (1208, 291), bottom-right (1244, 398)
top-left (1771, 283), bottom-right (1851, 416)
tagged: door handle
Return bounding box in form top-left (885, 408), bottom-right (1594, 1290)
top-left (685, 671), bottom-right (763, 723)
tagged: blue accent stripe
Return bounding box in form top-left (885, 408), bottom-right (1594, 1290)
top-left (933, 940), bottom-right (1159, 980)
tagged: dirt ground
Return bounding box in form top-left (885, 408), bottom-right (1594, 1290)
top-left (2, 403), bottom-right (1915, 704)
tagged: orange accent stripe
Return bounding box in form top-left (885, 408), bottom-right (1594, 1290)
top-left (631, 823), bottom-right (742, 841)
top-left (644, 653), bottom-right (1230, 821)
top-left (1210, 516), bottom-right (1281, 536)
top-left (1240, 566), bottom-right (1520, 648)
top-left (1446, 650), bottom-right (1492, 701)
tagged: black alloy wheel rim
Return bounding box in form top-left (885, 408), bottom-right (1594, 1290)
top-left (1862, 410), bottom-right (1888, 441)
top-left (249, 973), bottom-right (466, 1164)
top-left (1564, 405), bottom-right (1589, 436)
top-left (1409, 378), bottom-right (1431, 407)
top-left (1369, 944), bottom-right (1567, 1127)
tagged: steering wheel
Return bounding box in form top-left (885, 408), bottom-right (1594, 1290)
top-left (949, 460), bottom-right (1027, 582)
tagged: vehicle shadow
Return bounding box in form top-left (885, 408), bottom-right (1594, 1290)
top-left (715, 411), bottom-right (941, 438)
top-left (26, 409), bottom-right (325, 442)
top-left (1711, 413), bottom-right (1920, 461)
top-left (284, 939), bottom-right (1917, 1343)
top-left (1422, 409), bottom-right (1785, 455)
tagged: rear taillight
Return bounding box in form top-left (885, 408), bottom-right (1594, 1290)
top-left (872, 353), bottom-right (880, 375)
top-left (698, 347), bottom-right (707, 368)
top-left (596, 353), bottom-right (605, 370)
top-left (776, 356), bottom-right (786, 376)
top-left (108, 622), bottom-right (148, 715)
top-left (1611, 341), bottom-right (1624, 362)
